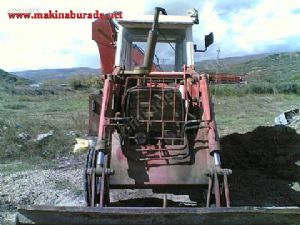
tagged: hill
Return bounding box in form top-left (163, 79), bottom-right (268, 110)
top-left (12, 67), bottom-right (100, 82)
top-left (11, 51), bottom-right (300, 85)
top-left (0, 68), bottom-right (30, 85)
top-left (198, 52), bottom-right (271, 69)
top-left (197, 52), bottom-right (300, 83)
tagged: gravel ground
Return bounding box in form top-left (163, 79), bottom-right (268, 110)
top-left (0, 155), bottom-right (193, 225)
top-left (0, 157), bottom-right (86, 225)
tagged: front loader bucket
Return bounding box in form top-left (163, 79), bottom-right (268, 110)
top-left (16, 205), bottom-right (300, 225)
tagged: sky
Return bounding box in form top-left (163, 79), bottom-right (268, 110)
top-left (0, 0), bottom-right (300, 71)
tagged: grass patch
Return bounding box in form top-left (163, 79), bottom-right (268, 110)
top-left (0, 119), bottom-right (77, 159)
top-left (1, 71), bottom-right (299, 165)
top-left (0, 161), bottom-right (35, 175)
top-left (3, 103), bottom-right (27, 110)
top-left (210, 82), bottom-right (300, 96)
top-left (213, 94), bottom-right (300, 136)
top-left (0, 85), bottom-right (91, 160)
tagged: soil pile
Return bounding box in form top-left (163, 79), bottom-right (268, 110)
top-left (221, 126), bottom-right (300, 206)
top-left (221, 125), bottom-right (300, 180)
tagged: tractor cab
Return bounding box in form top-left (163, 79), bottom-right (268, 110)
top-left (115, 13), bottom-right (197, 72)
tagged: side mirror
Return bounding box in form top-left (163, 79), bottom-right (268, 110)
top-left (194, 32), bottom-right (214, 53)
top-left (205, 32), bottom-right (214, 48)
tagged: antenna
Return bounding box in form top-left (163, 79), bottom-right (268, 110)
top-left (216, 47), bottom-right (220, 74)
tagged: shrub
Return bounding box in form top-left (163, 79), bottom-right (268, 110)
top-left (248, 83), bottom-right (275, 94)
top-left (68, 75), bottom-right (103, 90)
top-left (68, 77), bottom-right (84, 90)
top-left (275, 82), bottom-right (300, 94)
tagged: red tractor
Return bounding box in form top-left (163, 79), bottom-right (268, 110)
top-left (88, 7), bottom-right (230, 208)
top-left (16, 7), bottom-right (300, 225)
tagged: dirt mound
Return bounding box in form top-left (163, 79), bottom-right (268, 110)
top-left (221, 126), bottom-right (300, 180)
top-left (220, 126), bottom-right (300, 206)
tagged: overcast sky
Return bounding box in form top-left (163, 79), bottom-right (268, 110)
top-left (0, 0), bottom-right (300, 71)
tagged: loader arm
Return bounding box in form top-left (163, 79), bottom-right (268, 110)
top-left (92, 17), bottom-right (117, 74)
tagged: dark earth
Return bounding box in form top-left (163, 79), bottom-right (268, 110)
top-left (221, 125), bottom-right (300, 206)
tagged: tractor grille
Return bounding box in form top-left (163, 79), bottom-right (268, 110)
top-left (125, 87), bottom-right (184, 144)
top-left (119, 76), bottom-right (189, 161)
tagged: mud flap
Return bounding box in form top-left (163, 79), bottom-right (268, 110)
top-left (16, 205), bottom-right (300, 225)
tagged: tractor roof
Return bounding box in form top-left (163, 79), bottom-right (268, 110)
top-left (117, 15), bottom-right (194, 29)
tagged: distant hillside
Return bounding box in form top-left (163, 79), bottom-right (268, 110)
top-left (12, 67), bottom-right (100, 82)
top-left (198, 53), bottom-right (271, 69)
top-left (0, 68), bottom-right (30, 85)
top-left (197, 52), bottom-right (300, 83)
top-left (11, 52), bottom-right (300, 84)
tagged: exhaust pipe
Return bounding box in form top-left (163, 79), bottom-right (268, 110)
top-left (142, 7), bottom-right (167, 72)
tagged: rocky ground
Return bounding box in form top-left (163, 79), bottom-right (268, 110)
top-left (0, 157), bottom-right (193, 224)
top-left (0, 156), bottom-right (85, 225)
